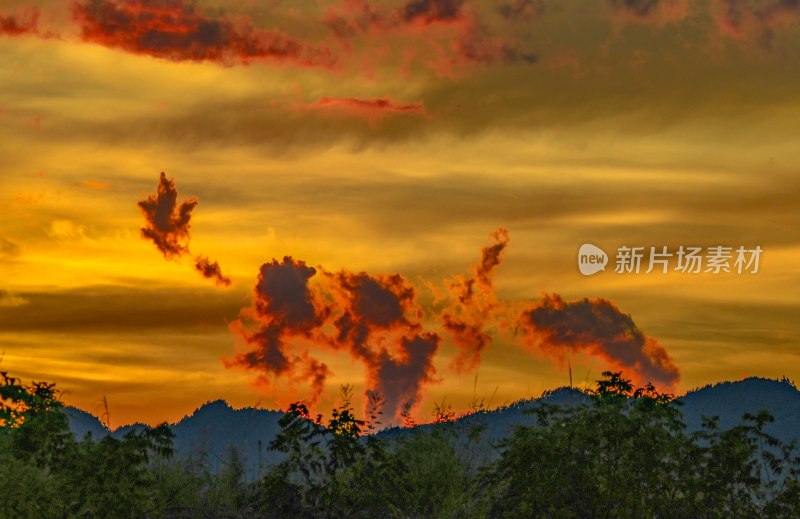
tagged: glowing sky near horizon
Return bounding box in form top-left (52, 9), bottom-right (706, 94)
top-left (1, 0), bottom-right (799, 427)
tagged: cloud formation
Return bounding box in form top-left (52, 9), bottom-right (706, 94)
top-left (711, 0), bottom-right (800, 42)
top-left (402, 0), bottom-right (466, 24)
top-left (194, 256), bottom-right (232, 286)
top-left (138, 172), bottom-right (231, 286)
top-left (297, 96), bottom-right (428, 120)
top-left (332, 272), bottom-right (418, 350)
top-left (0, 8), bottom-right (39, 37)
top-left (71, 0), bottom-right (337, 68)
top-left (442, 228), bottom-right (509, 372)
top-left (138, 172), bottom-right (196, 259)
top-left (520, 294), bottom-right (680, 390)
top-left (372, 333), bottom-right (440, 420)
top-left (228, 257), bottom-right (331, 402)
top-left (227, 228), bottom-right (680, 420)
top-left (330, 271), bottom-right (438, 420)
top-left (228, 259), bottom-right (441, 420)
top-left (324, 0), bottom-right (536, 75)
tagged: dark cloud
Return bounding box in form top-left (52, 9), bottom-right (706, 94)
top-left (237, 324), bottom-right (291, 376)
top-left (255, 257), bottom-right (328, 334)
top-left (373, 333), bottom-right (439, 419)
top-left (0, 8), bottom-right (39, 37)
top-left (138, 172), bottom-right (197, 259)
top-left (71, 0), bottom-right (337, 68)
top-left (223, 227), bottom-right (686, 417)
top-left (194, 256), bottom-right (231, 286)
top-left (331, 271), bottom-right (418, 361)
top-left (448, 27), bottom-right (538, 68)
top-left (521, 294), bottom-right (680, 390)
top-left (138, 172), bottom-right (231, 287)
top-left (227, 260), bottom-right (440, 420)
top-left (402, 0), bottom-right (466, 24)
top-left (334, 272), bottom-right (416, 334)
top-left (228, 257), bottom-right (331, 403)
top-left (323, 0), bottom-right (536, 75)
top-left (329, 271), bottom-right (437, 421)
top-left (712, 0), bottom-right (800, 42)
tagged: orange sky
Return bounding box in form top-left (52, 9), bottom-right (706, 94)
top-left (1, 0), bottom-right (799, 427)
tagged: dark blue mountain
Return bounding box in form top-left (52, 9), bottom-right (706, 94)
top-left (680, 377), bottom-right (800, 444)
top-left (64, 399), bottom-right (285, 478)
top-left (64, 377), bottom-right (800, 478)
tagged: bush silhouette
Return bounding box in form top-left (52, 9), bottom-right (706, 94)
top-left (4, 370), bottom-right (800, 518)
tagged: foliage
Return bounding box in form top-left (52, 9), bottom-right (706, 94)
top-left (3, 370), bottom-right (800, 518)
top-left (479, 371), bottom-right (800, 519)
top-left (0, 371), bottom-right (71, 468)
top-left (0, 372), bottom-right (174, 519)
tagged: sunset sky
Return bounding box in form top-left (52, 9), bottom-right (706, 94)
top-left (1, 0), bottom-right (799, 427)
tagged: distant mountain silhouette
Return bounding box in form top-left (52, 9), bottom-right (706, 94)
top-left (64, 400), bottom-right (285, 478)
top-left (64, 377), bottom-right (800, 479)
top-left (680, 377), bottom-right (800, 444)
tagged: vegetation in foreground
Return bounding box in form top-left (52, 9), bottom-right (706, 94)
top-left (3, 371), bottom-right (800, 518)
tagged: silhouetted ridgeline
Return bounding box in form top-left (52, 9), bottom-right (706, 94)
top-left (64, 376), bottom-right (800, 477)
top-left (64, 400), bottom-right (284, 477)
top-left (7, 371), bottom-right (800, 517)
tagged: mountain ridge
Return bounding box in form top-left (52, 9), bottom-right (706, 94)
top-left (63, 376), bottom-right (800, 479)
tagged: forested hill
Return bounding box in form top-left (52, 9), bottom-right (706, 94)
top-left (64, 400), bottom-right (284, 475)
top-left (64, 377), bottom-right (800, 476)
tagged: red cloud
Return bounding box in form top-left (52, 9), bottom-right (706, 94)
top-left (402, 0), bottom-right (466, 25)
top-left (520, 294), bottom-right (680, 391)
top-left (442, 228), bottom-right (509, 372)
top-left (71, 0), bottom-right (337, 68)
top-left (227, 257), bottom-right (331, 403)
top-left (329, 271), bottom-right (438, 421)
top-left (298, 96), bottom-right (428, 121)
top-left (324, 0), bottom-right (536, 76)
top-left (0, 8), bottom-right (39, 37)
top-left (228, 261), bottom-right (440, 421)
top-left (226, 230), bottom-right (681, 420)
top-left (711, 0), bottom-right (800, 42)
